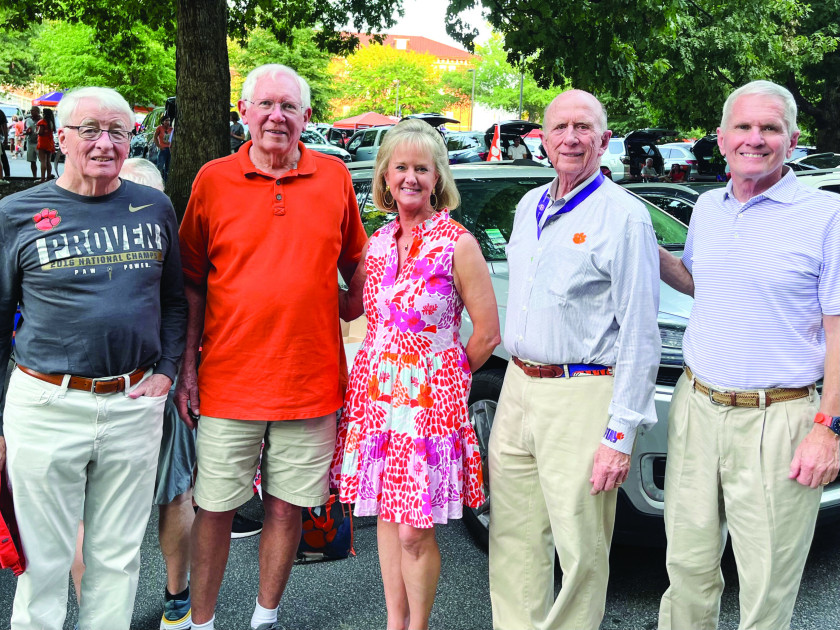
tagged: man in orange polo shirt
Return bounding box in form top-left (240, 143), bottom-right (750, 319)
top-left (176, 63), bottom-right (366, 630)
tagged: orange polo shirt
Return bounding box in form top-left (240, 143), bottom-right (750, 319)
top-left (179, 142), bottom-right (366, 420)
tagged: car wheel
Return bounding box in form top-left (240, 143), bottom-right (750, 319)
top-left (464, 367), bottom-right (505, 548)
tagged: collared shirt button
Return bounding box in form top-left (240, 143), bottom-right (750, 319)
top-left (518, 335), bottom-right (523, 341)
top-left (275, 180), bottom-right (282, 186)
top-left (276, 194), bottom-right (282, 200)
top-left (528, 276), bottom-right (533, 282)
top-left (521, 305), bottom-right (527, 311)
top-left (278, 209), bottom-right (286, 215)
top-left (537, 247), bottom-right (543, 253)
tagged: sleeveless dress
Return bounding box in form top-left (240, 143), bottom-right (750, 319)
top-left (331, 210), bottom-right (485, 528)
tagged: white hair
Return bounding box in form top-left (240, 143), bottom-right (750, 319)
top-left (121, 158), bottom-right (165, 191)
top-left (240, 64), bottom-right (311, 111)
top-left (721, 80), bottom-right (798, 136)
top-left (57, 87), bottom-right (133, 129)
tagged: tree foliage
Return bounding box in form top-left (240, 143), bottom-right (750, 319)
top-left (468, 32), bottom-right (559, 123)
top-left (447, 0), bottom-right (840, 149)
top-left (331, 44), bottom-right (460, 117)
top-left (1, 0), bottom-right (403, 218)
top-left (32, 20), bottom-right (175, 106)
top-left (229, 27), bottom-right (335, 120)
top-left (0, 9), bottom-right (38, 87)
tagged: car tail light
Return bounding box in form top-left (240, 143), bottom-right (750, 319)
top-left (686, 160), bottom-right (697, 165)
top-left (478, 151), bottom-right (488, 160)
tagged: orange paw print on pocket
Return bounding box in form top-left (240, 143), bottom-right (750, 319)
top-left (33, 208), bottom-right (61, 231)
top-left (573, 232), bottom-right (586, 244)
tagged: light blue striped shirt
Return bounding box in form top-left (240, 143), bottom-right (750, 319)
top-left (504, 172), bottom-right (661, 454)
top-left (682, 169), bottom-right (840, 389)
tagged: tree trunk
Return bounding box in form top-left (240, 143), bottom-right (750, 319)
top-left (168, 0), bottom-right (230, 221)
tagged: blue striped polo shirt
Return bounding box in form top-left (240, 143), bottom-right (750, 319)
top-left (682, 169), bottom-right (840, 389)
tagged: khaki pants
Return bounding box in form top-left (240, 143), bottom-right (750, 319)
top-left (4, 368), bottom-right (165, 630)
top-left (659, 372), bottom-right (821, 630)
top-left (489, 361), bottom-right (616, 630)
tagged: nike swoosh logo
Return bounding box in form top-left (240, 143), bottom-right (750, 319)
top-left (129, 203), bottom-right (153, 212)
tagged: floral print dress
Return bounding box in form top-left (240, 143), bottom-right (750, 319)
top-left (331, 210), bottom-right (486, 528)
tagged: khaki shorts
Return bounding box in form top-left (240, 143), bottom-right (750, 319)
top-left (194, 413), bottom-right (336, 512)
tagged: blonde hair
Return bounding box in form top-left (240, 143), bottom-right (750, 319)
top-left (372, 119), bottom-right (460, 212)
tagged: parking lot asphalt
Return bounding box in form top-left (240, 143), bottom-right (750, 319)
top-left (2, 495), bottom-right (840, 629)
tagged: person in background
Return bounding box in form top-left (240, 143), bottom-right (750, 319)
top-left (0, 110), bottom-right (9, 183)
top-left (230, 111), bottom-right (246, 154)
top-left (658, 79), bottom-right (840, 630)
top-left (14, 115), bottom-right (25, 158)
top-left (332, 118), bottom-right (500, 630)
top-left (507, 135), bottom-right (530, 160)
top-left (641, 157), bottom-right (659, 181)
top-left (154, 115), bottom-right (173, 182)
top-left (23, 106), bottom-right (40, 178)
top-left (36, 108), bottom-right (57, 181)
top-left (664, 162), bottom-right (686, 183)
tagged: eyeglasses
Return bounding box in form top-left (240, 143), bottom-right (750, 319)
top-left (65, 125), bottom-right (132, 143)
top-left (245, 99), bottom-right (302, 115)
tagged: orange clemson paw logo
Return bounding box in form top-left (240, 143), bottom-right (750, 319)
top-left (573, 232), bottom-right (586, 244)
top-left (33, 208), bottom-right (61, 231)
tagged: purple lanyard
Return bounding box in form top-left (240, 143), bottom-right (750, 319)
top-left (535, 172), bottom-right (605, 239)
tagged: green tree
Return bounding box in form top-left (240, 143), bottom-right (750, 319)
top-left (32, 20), bottom-right (175, 107)
top-left (2, 0), bottom-right (401, 218)
top-left (332, 43), bottom-right (460, 117)
top-left (0, 9), bottom-right (38, 87)
top-left (470, 32), bottom-right (559, 123)
top-left (229, 27), bottom-right (334, 120)
top-left (446, 0), bottom-right (840, 150)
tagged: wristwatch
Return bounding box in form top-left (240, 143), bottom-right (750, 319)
top-left (814, 412), bottom-right (840, 436)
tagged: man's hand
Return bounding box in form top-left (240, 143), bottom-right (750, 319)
top-left (0, 436), bottom-right (5, 471)
top-left (174, 366), bottom-right (200, 430)
top-left (128, 373), bottom-right (172, 399)
top-left (789, 424), bottom-right (840, 488)
top-left (590, 444), bottom-right (631, 495)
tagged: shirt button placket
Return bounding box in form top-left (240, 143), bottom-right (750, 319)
top-left (274, 180), bottom-right (285, 216)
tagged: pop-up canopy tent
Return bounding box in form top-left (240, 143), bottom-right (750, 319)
top-left (332, 111), bottom-right (398, 131)
top-left (32, 91), bottom-right (64, 107)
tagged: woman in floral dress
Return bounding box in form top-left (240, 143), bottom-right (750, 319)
top-left (332, 119), bottom-right (500, 630)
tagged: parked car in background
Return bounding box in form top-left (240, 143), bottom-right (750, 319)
top-left (658, 142), bottom-right (699, 178)
top-left (790, 145), bottom-right (817, 161)
top-left (300, 129), bottom-right (352, 163)
top-left (790, 152), bottom-right (840, 171)
top-left (326, 126), bottom-right (352, 148)
top-left (600, 129), bottom-right (676, 182)
top-left (623, 182), bottom-right (724, 224)
top-left (446, 131), bottom-right (487, 163)
top-left (129, 106), bottom-right (165, 163)
top-left (345, 126), bottom-right (391, 162)
top-left (483, 120), bottom-right (541, 161)
top-left (796, 168), bottom-right (840, 195)
top-left (1, 103), bottom-right (24, 122)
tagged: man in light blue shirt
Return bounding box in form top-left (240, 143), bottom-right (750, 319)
top-left (658, 80), bottom-right (840, 630)
top-left (488, 89), bottom-right (661, 630)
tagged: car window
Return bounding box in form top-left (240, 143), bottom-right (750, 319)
top-left (802, 154), bottom-right (840, 169)
top-left (300, 130), bottom-right (325, 144)
top-left (608, 140), bottom-right (624, 155)
top-left (450, 176), bottom-right (553, 261)
top-left (819, 184), bottom-right (840, 195)
top-left (377, 128), bottom-right (389, 144)
top-left (353, 180), bottom-right (397, 236)
top-left (347, 134), bottom-right (363, 151)
top-left (359, 130), bottom-right (377, 147)
top-left (637, 196), bottom-right (689, 247)
top-left (637, 194), bottom-right (694, 225)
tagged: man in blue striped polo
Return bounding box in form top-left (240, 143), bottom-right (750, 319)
top-left (489, 89), bottom-right (661, 630)
top-left (658, 80), bottom-right (840, 630)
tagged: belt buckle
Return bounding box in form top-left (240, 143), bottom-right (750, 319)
top-left (89, 375), bottom-right (118, 393)
top-left (708, 387), bottom-right (727, 406)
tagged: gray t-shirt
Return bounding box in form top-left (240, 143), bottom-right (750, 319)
top-left (0, 179), bottom-right (188, 432)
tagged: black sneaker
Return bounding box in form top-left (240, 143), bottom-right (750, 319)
top-left (231, 512), bottom-right (263, 539)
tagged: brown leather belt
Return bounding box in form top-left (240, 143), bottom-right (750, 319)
top-left (512, 356), bottom-right (614, 378)
top-left (16, 365), bottom-right (150, 394)
top-left (685, 366), bottom-right (812, 408)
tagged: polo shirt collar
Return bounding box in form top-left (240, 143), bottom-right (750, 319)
top-left (237, 140), bottom-right (316, 179)
top-left (722, 166), bottom-right (797, 205)
top-left (548, 169), bottom-right (600, 204)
